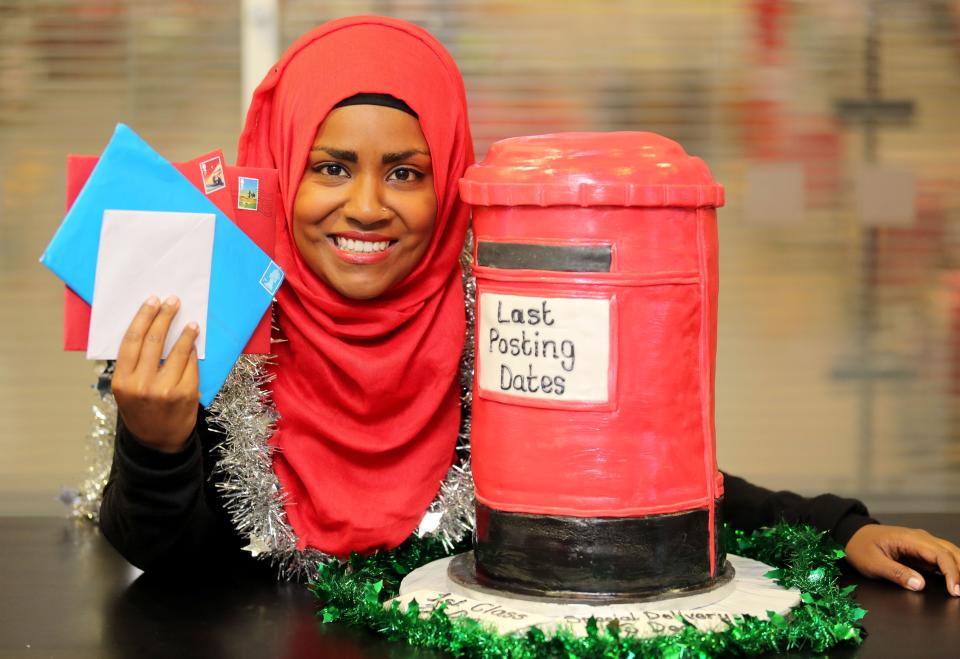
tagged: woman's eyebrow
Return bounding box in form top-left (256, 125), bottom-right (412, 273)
top-left (382, 149), bottom-right (430, 165)
top-left (312, 146), bottom-right (357, 162)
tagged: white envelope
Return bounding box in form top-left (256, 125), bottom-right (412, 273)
top-left (87, 210), bottom-right (215, 361)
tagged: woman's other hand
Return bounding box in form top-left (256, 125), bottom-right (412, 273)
top-left (111, 295), bottom-right (200, 453)
top-left (845, 524), bottom-right (960, 596)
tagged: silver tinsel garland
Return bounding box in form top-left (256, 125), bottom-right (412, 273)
top-left (206, 352), bottom-right (335, 580)
top-left (69, 240), bottom-right (478, 580)
top-left (418, 236), bottom-right (477, 549)
top-left (65, 361), bottom-right (117, 522)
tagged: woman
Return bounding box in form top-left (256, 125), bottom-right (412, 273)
top-left (100, 16), bottom-right (960, 595)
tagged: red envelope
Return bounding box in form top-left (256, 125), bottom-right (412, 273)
top-left (222, 165), bottom-right (278, 353)
top-left (62, 152), bottom-right (277, 354)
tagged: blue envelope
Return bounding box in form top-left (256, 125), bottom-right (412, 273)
top-left (41, 124), bottom-right (284, 406)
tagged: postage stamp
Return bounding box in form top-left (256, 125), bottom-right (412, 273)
top-left (259, 260), bottom-right (284, 296)
top-left (200, 156), bottom-right (226, 194)
top-left (238, 176), bottom-right (260, 211)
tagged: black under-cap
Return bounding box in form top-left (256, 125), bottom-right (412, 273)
top-left (332, 93), bottom-right (418, 119)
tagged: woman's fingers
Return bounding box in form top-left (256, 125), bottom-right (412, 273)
top-left (115, 295), bottom-right (161, 377)
top-left (887, 529), bottom-right (960, 596)
top-left (911, 537), bottom-right (960, 597)
top-left (180, 342), bottom-right (199, 393)
top-left (845, 524), bottom-right (960, 596)
top-left (111, 296), bottom-right (200, 454)
top-left (134, 295), bottom-right (181, 377)
top-left (943, 540), bottom-right (960, 596)
top-left (158, 321), bottom-right (199, 385)
top-left (871, 551), bottom-right (926, 592)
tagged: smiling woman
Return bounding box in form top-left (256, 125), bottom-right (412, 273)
top-left (293, 101), bottom-right (437, 300)
top-left (100, 15), bottom-right (475, 566)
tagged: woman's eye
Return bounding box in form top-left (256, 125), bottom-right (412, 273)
top-left (388, 167), bottom-right (423, 183)
top-left (313, 162), bottom-right (348, 177)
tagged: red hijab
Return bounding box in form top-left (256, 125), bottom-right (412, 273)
top-left (237, 16), bottom-right (473, 556)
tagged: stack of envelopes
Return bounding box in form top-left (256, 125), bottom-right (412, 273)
top-left (41, 124), bottom-right (283, 406)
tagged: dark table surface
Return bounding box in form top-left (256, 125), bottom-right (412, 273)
top-left (1, 514), bottom-right (957, 659)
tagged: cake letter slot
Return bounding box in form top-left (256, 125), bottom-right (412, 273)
top-left (478, 293), bottom-right (608, 403)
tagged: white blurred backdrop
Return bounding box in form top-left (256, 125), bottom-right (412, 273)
top-left (2, 0), bottom-right (959, 515)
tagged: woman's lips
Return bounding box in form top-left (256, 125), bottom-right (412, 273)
top-left (328, 232), bottom-right (397, 264)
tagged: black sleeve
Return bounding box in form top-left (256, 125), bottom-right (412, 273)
top-left (99, 409), bottom-right (247, 572)
top-left (722, 472), bottom-right (879, 548)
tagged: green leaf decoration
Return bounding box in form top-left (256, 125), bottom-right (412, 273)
top-left (584, 616), bottom-right (599, 637)
top-left (307, 521), bottom-right (867, 657)
top-left (320, 605), bottom-right (341, 623)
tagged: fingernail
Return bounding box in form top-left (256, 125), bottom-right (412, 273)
top-left (145, 295), bottom-right (160, 307)
top-left (165, 295), bottom-right (180, 306)
top-left (953, 584), bottom-right (960, 597)
top-left (907, 577), bottom-right (923, 591)
top-left (187, 321), bottom-right (199, 331)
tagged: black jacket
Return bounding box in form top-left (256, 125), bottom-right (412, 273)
top-left (100, 410), bottom-right (877, 573)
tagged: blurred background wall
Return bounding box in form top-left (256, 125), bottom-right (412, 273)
top-left (2, 0), bottom-right (959, 515)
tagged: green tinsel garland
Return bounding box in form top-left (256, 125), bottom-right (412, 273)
top-left (309, 522), bottom-right (867, 658)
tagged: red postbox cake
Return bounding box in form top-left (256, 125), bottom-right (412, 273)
top-left (458, 132), bottom-right (731, 598)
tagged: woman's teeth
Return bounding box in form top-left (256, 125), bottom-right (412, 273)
top-left (334, 236), bottom-right (391, 253)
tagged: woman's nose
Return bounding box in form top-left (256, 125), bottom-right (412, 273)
top-left (343, 175), bottom-right (388, 225)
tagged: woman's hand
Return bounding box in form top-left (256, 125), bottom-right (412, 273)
top-left (111, 295), bottom-right (200, 454)
top-left (844, 524), bottom-right (960, 596)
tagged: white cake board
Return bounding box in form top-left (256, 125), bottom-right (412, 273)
top-left (391, 554), bottom-right (801, 638)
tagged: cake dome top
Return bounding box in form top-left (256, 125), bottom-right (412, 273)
top-left (460, 132), bottom-right (723, 208)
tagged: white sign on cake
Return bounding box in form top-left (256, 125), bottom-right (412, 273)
top-left (477, 292), bottom-right (611, 403)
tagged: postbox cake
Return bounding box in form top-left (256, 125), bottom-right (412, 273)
top-left (458, 132), bottom-right (730, 598)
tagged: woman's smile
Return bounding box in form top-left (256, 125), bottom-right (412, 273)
top-left (292, 103), bottom-right (437, 300)
top-left (329, 231), bottom-right (397, 263)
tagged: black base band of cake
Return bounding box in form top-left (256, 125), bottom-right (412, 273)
top-left (464, 499), bottom-right (729, 600)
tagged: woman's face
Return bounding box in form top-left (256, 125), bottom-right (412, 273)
top-left (292, 104), bottom-right (437, 300)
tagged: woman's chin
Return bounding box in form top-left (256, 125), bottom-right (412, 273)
top-left (326, 273), bottom-right (395, 301)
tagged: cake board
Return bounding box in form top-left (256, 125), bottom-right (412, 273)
top-left (391, 553), bottom-right (801, 638)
